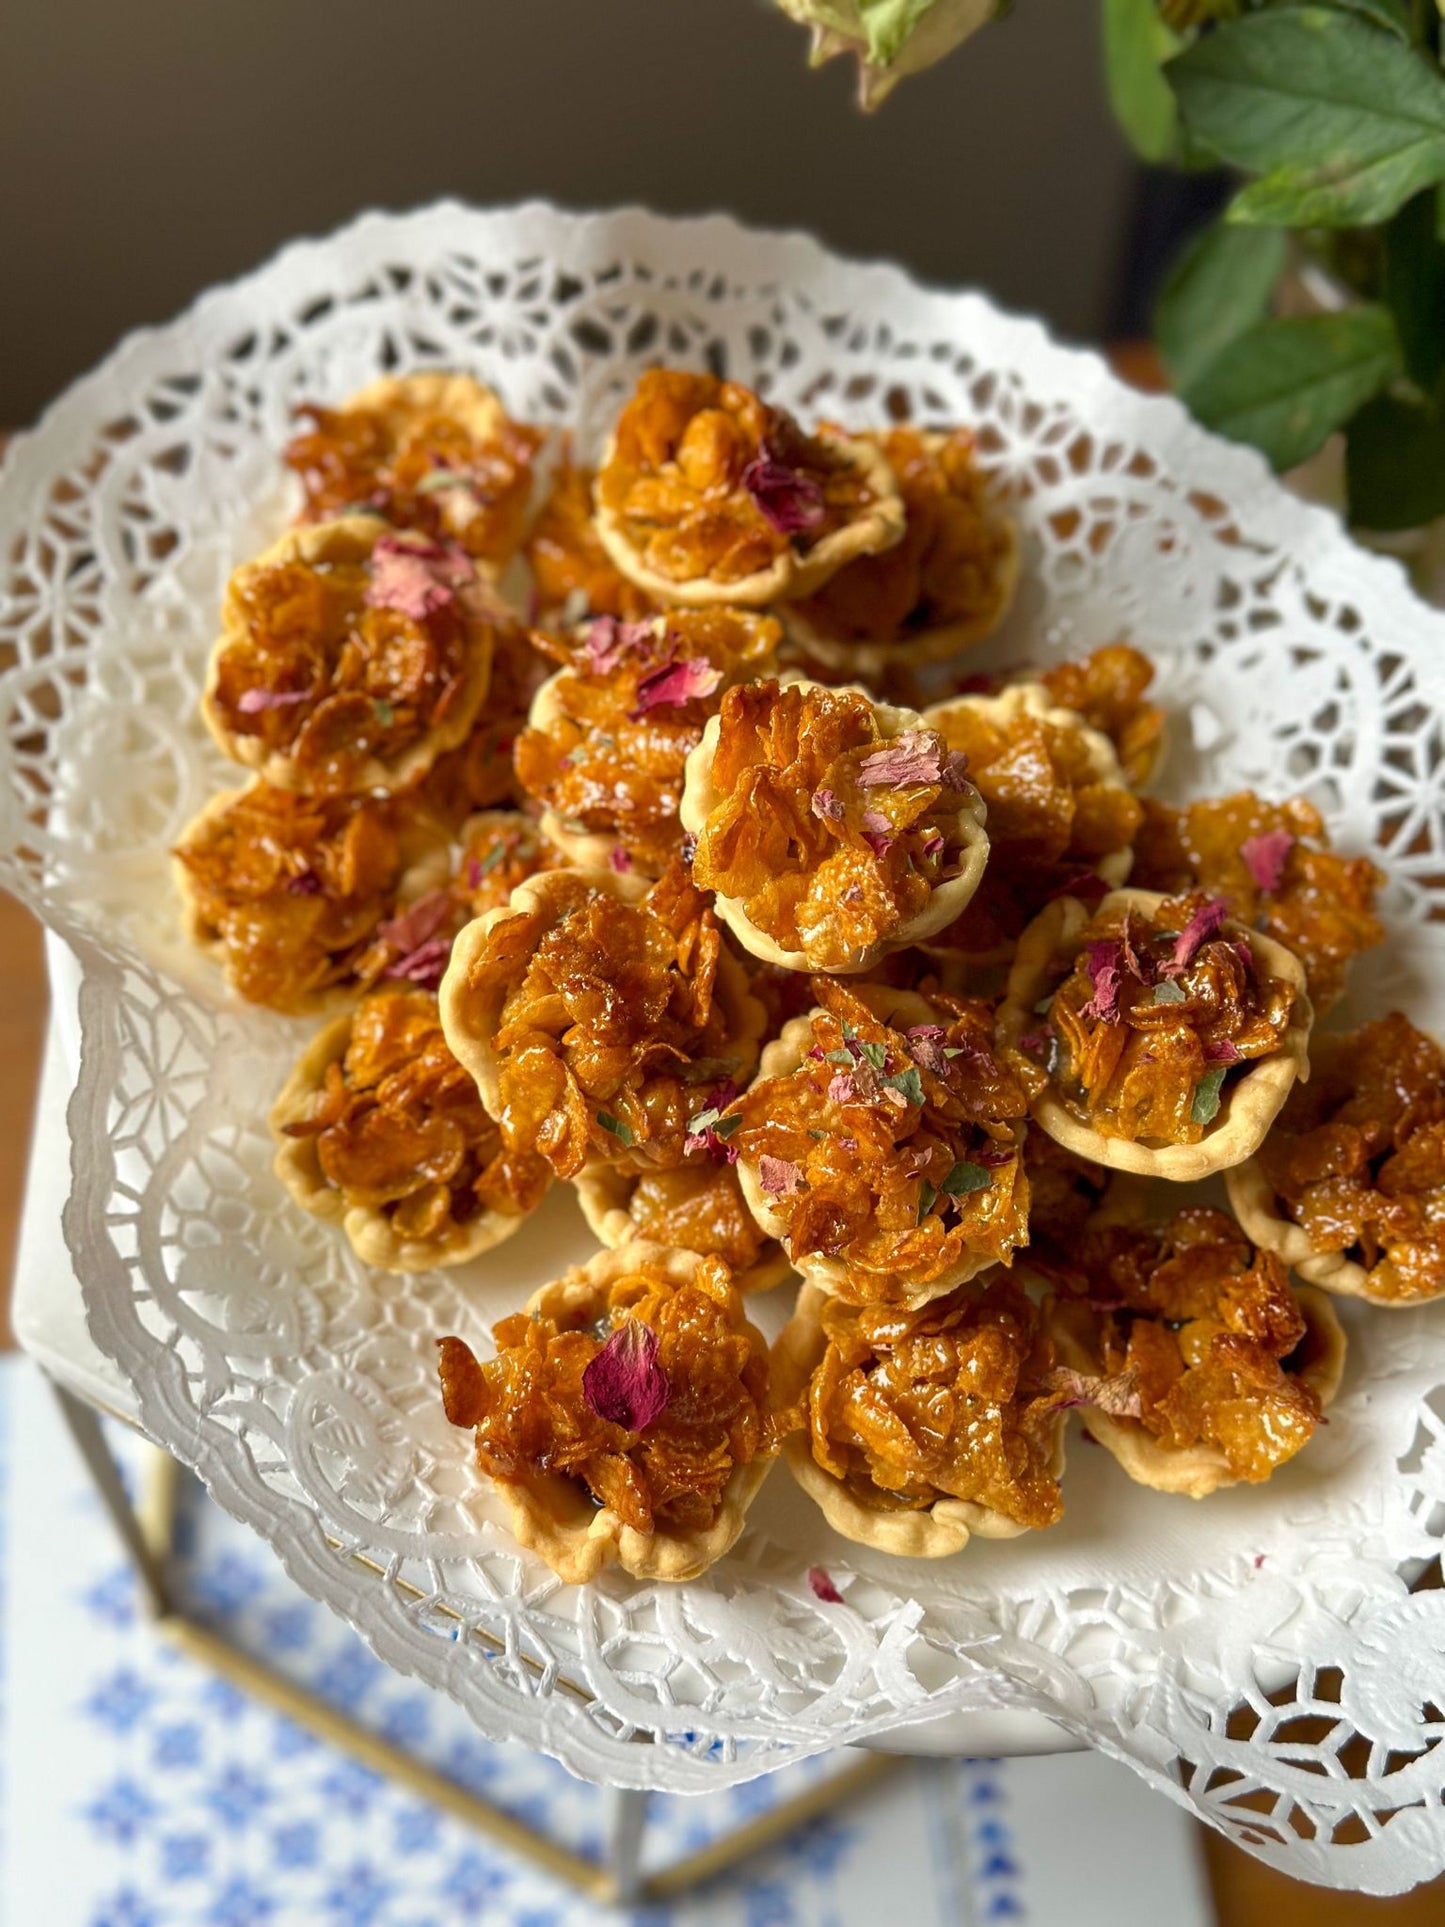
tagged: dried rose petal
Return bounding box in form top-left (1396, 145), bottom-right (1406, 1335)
top-left (858, 730), bottom-right (943, 790)
top-left (1242, 829), bottom-right (1295, 894)
top-left (808, 1566), bottom-right (844, 1604)
top-left (609, 846), bottom-right (633, 874)
top-left (758, 1154), bottom-right (805, 1197)
top-left (741, 446), bottom-right (825, 536)
top-left (628, 654), bottom-right (723, 719)
top-left (1164, 898), bottom-right (1230, 976)
top-left (1080, 939), bottom-right (1123, 1024)
top-left (378, 891), bottom-right (454, 955)
top-left (811, 788), bottom-right (844, 823)
top-left (237, 686), bottom-right (311, 715)
top-left (1018, 1027), bottom-right (1051, 1057)
top-left (581, 1319), bottom-right (670, 1432)
top-left (1036, 1365), bottom-right (1142, 1419)
top-left (941, 747), bottom-right (972, 791)
top-left (285, 868), bottom-right (324, 897)
top-left (922, 831), bottom-right (945, 860)
top-left (1044, 867), bottom-right (1110, 906)
top-left (905, 1025), bottom-right (950, 1075)
top-left (382, 937), bottom-right (452, 988)
top-left (827, 1071), bottom-right (857, 1104)
top-left (366, 533), bottom-right (475, 619)
top-left (1204, 1037), bottom-right (1243, 1065)
top-left (582, 615), bottom-right (657, 676)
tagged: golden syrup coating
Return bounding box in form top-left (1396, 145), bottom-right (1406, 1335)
top-left (437, 1254), bottom-right (775, 1533)
top-left (607, 1163), bottom-right (776, 1277)
top-left (211, 537), bottom-right (484, 795)
top-left (1059, 1207), bottom-right (1322, 1482)
top-left (734, 980), bottom-right (1031, 1302)
top-left (1258, 1013), bottom-right (1445, 1304)
top-left (1128, 791), bottom-right (1383, 1012)
top-left (927, 697), bottom-right (1141, 955)
top-left (284, 400), bottom-right (541, 568)
top-left (525, 443), bottom-right (657, 624)
top-left (452, 812), bottom-right (556, 919)
top-left (281, 988), bottom-right (550, 1232)
top-left (515, 609), bottom-right (779, 874)
top-left (1012, 892), bottom-right (1299, 1147)
top-left (690, 680), bottom-right (975, 969)
top-left (789, 426), bottom-right (1012, 643)
top-left (478, 866), bottom-right (747, 1177)
top-left (1036, 645), bottom-right (1166, 789)
top-left (176, 785), bottom-right (409, 1011)
top-left (596, 369), bottom-right (888, 588)
top-left (808, 1276), bottom-right (1063, 1527)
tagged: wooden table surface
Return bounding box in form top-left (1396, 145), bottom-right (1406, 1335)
top-left (0, 411), bottom-right (1440, 1921)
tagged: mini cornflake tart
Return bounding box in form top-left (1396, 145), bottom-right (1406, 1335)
top-left (573, 1157), bottom-right (792, 1294)
top-left (784, 426), bottom-right (1019, 677)
top-left (999, 887), bottom-right (1312, 1181)
top-left (1227, 1012), bottom-right (1445, 1307)
top-left (593, 368), bottom-right (904, 607)
top-left (524, 439), bottom-right (658, 630)
top-left (439, 863), bottom-right (767, 1179)
top-left (920, 683), bottom-right (1141, 964)
top-left (681, 678), bottom-right (989, 973)
top-left (1128, 790), bottom-right (1383, 1013)
top-left (283, 373), bottom-right (542, 572)
top-left (450, 810), bottom-right (556, 918)
top-left (408, 608), bottom-right (550, 825)
top-left (1034, 645), bottom-right (1166, 790)
top-left (772, 1276), bottom-right (1066, 1556)
top-left (173, 781), bottom-right (446, 1015)
top-left (515, 608), bottom-right (780, 877)
top-left (202, 517), bottom-right (497, 797)
top-left (731, 979), bottom-right (1031, 1307)
top-left (271, 987), bottom-right (550, 1272)
top-left (1044, 1203), bottom-right (1346, 1496)
top-left (436, 1243), bottom-right (780, 1582)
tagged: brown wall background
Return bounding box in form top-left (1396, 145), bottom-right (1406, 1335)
top-left (0, 0), bottom-right (1135, 427)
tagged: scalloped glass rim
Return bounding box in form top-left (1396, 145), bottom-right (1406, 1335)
top-left (3, 202), bottom-right (1445, 1890)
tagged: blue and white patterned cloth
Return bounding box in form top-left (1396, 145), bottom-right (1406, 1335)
top-left (0, 1359), bottom-right (1211, 1925)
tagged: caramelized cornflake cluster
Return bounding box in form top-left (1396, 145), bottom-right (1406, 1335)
top-left (690, 679), bottom-right (976, 967)
top-left (1035, 645), bottom-right (1166, 789)
top-left (926, 693), bottom-right (1141, 957)
top-left (437, 1254), bottom-right (776, 1533)
top-left (210, 532), bottom-right (487, 794)
top-left (595, 369), bottom-right (888, 588)
top-left (412, 611), bottom-right (548, 822)
top-left (284, 397), bottom-right (541, 568)
top-left (733, 980), bottom-right (1030, 1300)
top-left (790, 426), bottom-right (1013, 647)
top-left (516, 609), bottom-right (779, 874)
top-left (1256, 1014), bottom-right (1445, 1303)
top-left (282, 988), bottom-right (550, 1234)
top-left (525, 443), bottom-right (657, 626)
top-left (1129, 791), bottom-right (1383, 1011)
top-left (808, 1276), bottom-right (1063, 1526)
top-left (452, 811), bottom-right (554, 918)
top-left (1053, 1207), bottom-right (1323, 1482)
top-left (1015, 892), bottom-right (1298, 1147)
top-left (478, 865), bottom-right (749, 1176)
top-left (176, 784), bottom-right (409, 1011)
top-left (599, 1164), bottom-right (777, 1279)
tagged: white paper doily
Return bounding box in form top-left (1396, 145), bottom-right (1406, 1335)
top-left (3, 202), bottom-right (1445, 1893)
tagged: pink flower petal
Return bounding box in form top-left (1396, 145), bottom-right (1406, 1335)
top-left (808, 1566), bottom-right (844, 1604)
top-left (922, 831), bottom-right (945, 860)
top-left (365, 533), bottom-right (475, 620)
top-left (758, 1155), bottom-right (805, 1197)
top-left (378, 891), bottom-right (454, 955)
top-left (940, 747), bottom-right (972, 792)
top-left (741, 445), bottom-right (825, 535)
top-left (582, 1320), bottom-right (670, 1432)
top-left (858, 731), bottom-right (943, 790)
top-left (1164, 898), bottom-right (1230, 976)
top-left (583, 615), bottom-right (658, 675)
top-left (860, 807), bottom-right (895, 859)
top-left (905, 1025), bottom-right (950, 1075)
top-left (628, 654), bottom-right (722, 719)
top-left (236, 686), bottom-right (310, 714)
top-left (811, 788), bottom-right (844, 822)
top-left (382, 937), bottom-right (452, 988)
top-left (1241, 829), bottom-right (1295, 894)
top-left (1204, 1037), bottom-right (1243, 1064)
top-left (609, 846), bottom-right (633, 874)
top-left (285, 868), bottom-right (324, 896)
top-left (1080, 939), bottom-right (1123, 1024)
top-left (827, 1071), bottom-right (856, 1103)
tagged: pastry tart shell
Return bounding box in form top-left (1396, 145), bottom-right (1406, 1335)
top-left (679, 684), bottom-right (990, 974)
top-left (202, 515), bottom-right (494, 796)
top-left (594, 425), bottom-right (906, 609)
top-left (772, 1283), bottom-right (1066, 1557)
top-left (1224, 1158), bottom-right (1440, 1306)
top-left (997, 888), bottom-right (1313, 1181)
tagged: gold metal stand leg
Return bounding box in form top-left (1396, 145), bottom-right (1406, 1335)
top-left (49, 1381), bottom-right (902, 1906)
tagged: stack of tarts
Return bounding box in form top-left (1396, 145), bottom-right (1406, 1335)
top-left (171, 361), bottom-right (1436, 1590)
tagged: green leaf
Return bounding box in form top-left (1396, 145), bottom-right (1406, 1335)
top-left (597, 1110), bottom-right (634, 1147)
top-left (1169, 10), bottom-right (1445, 228)
top-left (1181, 306), bottom-right (1402, 470)
top-left (1152, 979), bottom-right (1187, 1004)
top-left (883, 1065), bottom-right (925, 1106)
top-left (373, 699), bottom-right (395, 727)
top-left (918, 1179), bottom-right (939, 1221)
top-left (1267, 0), bottom-right (1411, 38)
top-left (1103, 0), bottom-right (1183, 164)
top-left (1385, 190), bottom-right (1445, 390)
top-left (941, 1160), bottom-right (992, 1195)
top-left (1155, 220), bottom-right (1288, 391)
top-left (858, 1039), bottom-right (888, 1071)
top-left (1190, 1066), bottom-right (1228, 1126)
top-left (713, 1111), bottom-right (742, 1139)
top-left (1346, 389), bottom-right (1445, 528)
